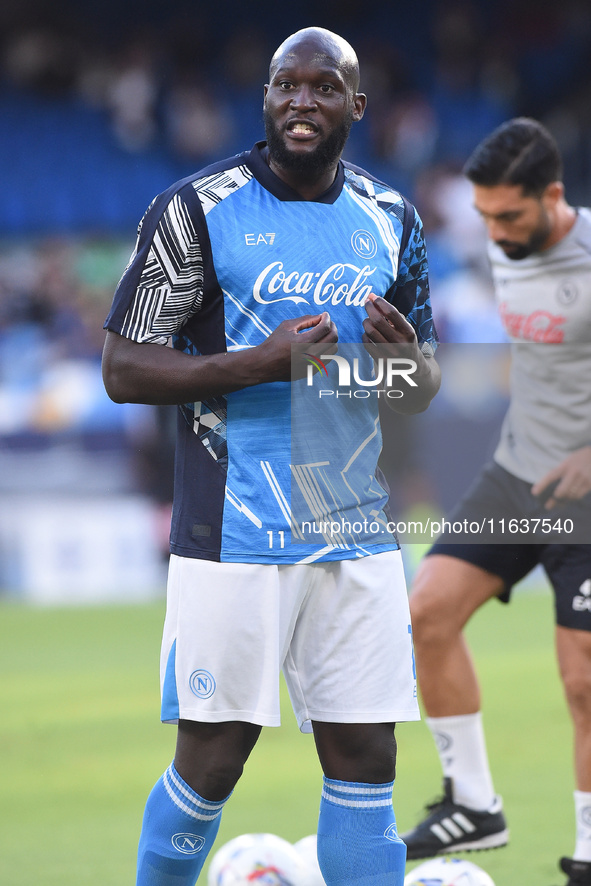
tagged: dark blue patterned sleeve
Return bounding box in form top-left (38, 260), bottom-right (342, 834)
top-left (394, 206), bottom-right (438, 351)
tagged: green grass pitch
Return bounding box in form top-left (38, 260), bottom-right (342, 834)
top-left (0, 583), bottom-right (571, 885)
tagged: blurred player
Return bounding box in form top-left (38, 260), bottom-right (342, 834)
top-left (102, 26), bottom-right (440, 886)
top-left (401, 118), bottom-right (591, 886)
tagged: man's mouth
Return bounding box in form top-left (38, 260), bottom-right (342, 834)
top-left (286, 120), bottom-right (318, 139)
top-left (496, 240), bottom-right (531, 261)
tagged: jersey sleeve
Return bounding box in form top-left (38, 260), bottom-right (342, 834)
top-left (104, 186), bottom-right (205, 344)
top-left (391, 204), bottom-right (438, 351)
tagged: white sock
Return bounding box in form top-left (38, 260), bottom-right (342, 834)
top-left (426, 712), bottom-right (496, 811)
top-left (574, 791), bottom-right (591, 861)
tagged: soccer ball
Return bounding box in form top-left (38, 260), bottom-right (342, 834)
top-left (293, 835), bottom-right (325, 885)
top-left (404, 856), bottom-right (495, 886)
top-left (207, 833), bottom-right (314, 886)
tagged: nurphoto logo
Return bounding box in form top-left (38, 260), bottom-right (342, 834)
top-left (304, 352), bottom-right (417, 399)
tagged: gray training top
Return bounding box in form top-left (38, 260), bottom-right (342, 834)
top-left (491, 207), bottom-right (591, 484)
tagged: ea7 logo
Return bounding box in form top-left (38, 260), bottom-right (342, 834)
top-left (573, 579), bottom-right (591, 611)
top-left (245, 233), bottom-right (276, 245)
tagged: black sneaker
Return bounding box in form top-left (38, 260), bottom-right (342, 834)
top-left (401, 777), bottom-right (509, 860)
top-left (558, 858), bottom-right (591, 885)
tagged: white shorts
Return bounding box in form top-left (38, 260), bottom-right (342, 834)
top-left (160, 550), bottom-right (419, 733)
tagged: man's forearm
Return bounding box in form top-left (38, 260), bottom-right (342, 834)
top-left (102, 313), bottom-right (338, 406)
top-left (101, 332), bottom-right (270, 405)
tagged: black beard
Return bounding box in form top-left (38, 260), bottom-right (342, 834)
top-left (497, 215), bottom-right (552, 261)
top-left (497, 242), bottom-right (536, 261)
top-left (263, 108), bottom-right (353, 179)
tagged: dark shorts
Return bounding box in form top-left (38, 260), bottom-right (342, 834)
top-left (428, 461), bottom-right (591, 631)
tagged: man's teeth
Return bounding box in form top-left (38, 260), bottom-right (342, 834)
top-left (291, 123), bottom-right (313, 133)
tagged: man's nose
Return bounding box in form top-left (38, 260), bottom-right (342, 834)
top-left (290, 85), bottom-right (317, 110)
top-left (486, 218), bottom-right (506, 241)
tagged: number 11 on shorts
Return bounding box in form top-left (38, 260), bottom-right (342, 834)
top-left (267, 530), bottom-right (285, 548)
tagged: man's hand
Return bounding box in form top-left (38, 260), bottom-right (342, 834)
top-left (362, 293), bottom-right (417, 346)
top-left (362, 294), bottom-right (440, 413)
top-left (531, 446), bottom-right (591, 509)
top-left (257, 312), bottom-right (338, 382)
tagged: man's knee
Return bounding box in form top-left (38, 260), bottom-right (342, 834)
top-left (184, 756), bottom-right (247, 800)
top-left (312, 722), bottom-right (397, 783)
top-left (560, 654), bottom-right (591, 718)
top-left (174, 720), bottom-right (261, 799)
top-left (410, 554), bottom-right (502, 645)
top-left (410, 557), bottom-right (456, 645)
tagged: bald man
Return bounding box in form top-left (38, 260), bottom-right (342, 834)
top-left (103, 27), bottom-right (439, 886)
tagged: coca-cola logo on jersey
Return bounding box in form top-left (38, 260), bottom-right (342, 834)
top-left (499, 302), bottom-right (565, 343)
top-left (253, 261), bottom-right (377, 307)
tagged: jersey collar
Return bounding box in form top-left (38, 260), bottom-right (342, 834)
top-left (246, 141), bottom-right (345, 204)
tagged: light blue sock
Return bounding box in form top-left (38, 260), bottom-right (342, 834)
top-left (136, 763), bottom-right (230, 886)
top-left (317, 776), bottom-right (406, 886)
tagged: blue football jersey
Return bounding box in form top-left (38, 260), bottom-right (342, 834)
top-left (105, 142), bottom-right (436, 563)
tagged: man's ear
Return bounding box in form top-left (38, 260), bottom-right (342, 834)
top-left (543, 180), bottom-right (564, 207)
top-left (352, 92), bottom-right (367, 123)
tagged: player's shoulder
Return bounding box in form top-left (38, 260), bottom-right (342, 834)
top-left (554, 205), bottom-right (591, 260)
top-left (342, 160), bottom-right (414, 222)
top-left (574, 206), bottom-right (591, 244)
top-left (149, 150), bottom-right (256, 218)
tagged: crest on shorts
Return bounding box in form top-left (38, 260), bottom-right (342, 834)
top-left (189, 669), bottom-right (216, 698)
